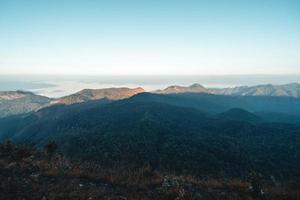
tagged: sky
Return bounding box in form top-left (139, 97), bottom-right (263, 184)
top-left (0, 0), bottom-right (299, 75)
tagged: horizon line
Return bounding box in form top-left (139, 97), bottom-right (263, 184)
top-left (1, 73), bottom-right (300, 77)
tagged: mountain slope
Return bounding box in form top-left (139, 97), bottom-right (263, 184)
top-left (210, 83), bottom-right (300, 97)
top-left (1, 143), bottom-right (296, 200)
top-left (0, 91), bottom-right (50, 118)
top-left (51, 87), bottom-right (145, 105)
top-left (130, 92), bottom-right (300, 114)
top-left (156, 83), bottom-right (300, 97)
top-left (156, 83), bottom-right (208, 94)
top-left (0, 98), bottom-right (299, 178)
top-left (217, 108), bottom-right (262, 123)
top-left (1, 83), bottom-right (300, 118)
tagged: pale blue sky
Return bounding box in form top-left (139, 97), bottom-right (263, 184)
top-left (0, 0), bottom-right (299, 75)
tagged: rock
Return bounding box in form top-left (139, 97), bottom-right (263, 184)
top-left (116, 196), bottom-right (127, 200)
top-left (192, 192), bottom-right (203, 200)
top-left (219, 191), bottom-right (226, 197)
top-left (30, 173), bottom-right (40, 181)
top-left (23, 155), bottom-right (34, 163)
top-left (5, 162), bottom-right (17, 169)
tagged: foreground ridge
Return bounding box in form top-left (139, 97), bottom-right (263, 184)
top-left (0, 142), bottom-right (298, 200)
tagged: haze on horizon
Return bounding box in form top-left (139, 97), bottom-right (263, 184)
top-left (0, 0), bottom-right (299, 75)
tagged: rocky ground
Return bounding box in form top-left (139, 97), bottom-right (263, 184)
top-left (0, 142), bottom-right (299, 200)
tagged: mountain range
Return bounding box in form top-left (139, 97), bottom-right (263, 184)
top-left (0, 91), bottom-right (299, 179)
top-left (157, 82), bottom-right (300, 97)
top-left (210, 83), bottom-right (300, 97)
top-left (0, 82), bottom-right (299, 186)
top-left (1, 83), bottom-right (300, 118)
top-left (0, 87), bottom-right (144, 118)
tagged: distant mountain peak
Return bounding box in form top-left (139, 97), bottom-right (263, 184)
top-left (210, 83), bottom-right (300, 97)
top-left (0, 90), bottom-right (37, 100)
top-left (190, 83), bottom-right (205, 88)
top-left (284, 82), bottom-right (300, 87)
top-left (0, 91), bottom-right (50, 118)
top-left (157, 83), bottom-right (208, 94)
top-left (155, 82), bottom-right (300, 97)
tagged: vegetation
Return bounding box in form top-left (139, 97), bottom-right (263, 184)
top-left (0, 99), bottom-right (299, 180)
top-left (0, 142), bottom-right (299, 200)
top-left (0, 93), bottom-right (299, 199)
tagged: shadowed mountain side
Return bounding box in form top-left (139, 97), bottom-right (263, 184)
top-left (217, 108), bottom-right (263, 123)
top-left (255, 111), bottom-right (300, 124)
top-left (2, 101), bottom-right (208, 144)
top-left (129, 92), bottom-right (300, 114)
top-left (1, 83), bottom-right (300, 118)
top-left (0, 99), bottom-right (112, 142)
top-left (0, 98), bottom-right (299, 179)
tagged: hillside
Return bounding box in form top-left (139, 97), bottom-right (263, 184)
top-left (211, 83), bottom-right (300, 97)
top-left (0, 87), bottom-right (144, 118)
top-left (0, 97), bottom-right (299, 180)
top-left (0, 91), bottom-right (50, 118)
top-left (0, 88), bottom-right (299, 183)
top-left (51, 87), bottom-right (145, 105)
top-left (156, 83), bottom-right (300, 97)
top-left (156, 83), bottom-right (208, 94)
top-left (1, 82), bottom-right (300, 118)
top-left (2, 143), bottom-right (298, 200)
top-left (130, 92), bottom-right (300, 114)
top-left (217, 108), bottom-right (262, 123)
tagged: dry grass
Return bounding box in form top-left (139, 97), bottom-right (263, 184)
top-left (34, 158), bottom-right (300, 200)
top-left (0, 143), bottom-right (299, 200)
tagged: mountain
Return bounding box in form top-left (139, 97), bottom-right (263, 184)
top-left (210, 83), bottom-right (300, 97)
top-left (1, 86), bottom-right (300, 119)
top-left (130, 92), bottom-right (300, 114)
top-left (156, 83), bottom-right (300, 97)
top-left (217, 108), bottom-right (262, 123)
top-left (0, 91), bottom-right (31, 100)
top-left (0, 84), bottom-right (299, 198)
top-left (255, 111), bottom-right (300, 124)
top-left (0, 91), bottom-right (50, 118)
top-left (0, 87), bottom-right (144, 117)
top-left (156, 83), bottom-right (208, 94)
top-left (0, 96), bottom-right (299, 179)
top-left (1, 83), bottom-right (300, 118)
top-left (50, 87), bottom-right (145, 105)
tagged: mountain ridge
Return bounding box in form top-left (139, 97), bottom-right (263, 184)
top-left (156, 83), bottom-right (208, 94)
top-left (210, 82), bottom-right (300, 97)
top-left (156, 83), bottom-right (300, 97)
top-left (50, 87), bottom-right (145, 105)
top-left (0, 97), bottom-right (299, 179)
top-left (0, 91), bottom-right (51, 118)
top-left (0, 87), bottom-right (145, 118)
top-left (1, 83), bottom-right (300, 118)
